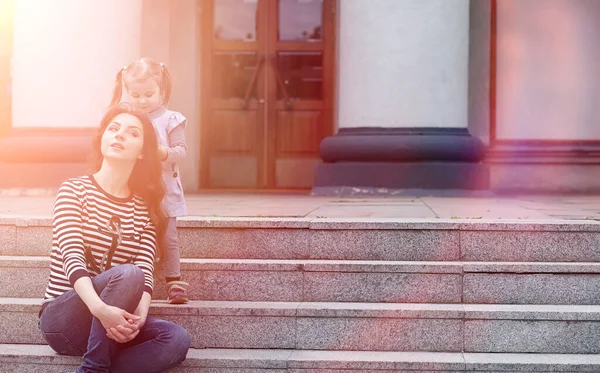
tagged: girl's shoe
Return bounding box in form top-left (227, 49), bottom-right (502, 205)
top-left (166, 280), bottom-right (189, 304)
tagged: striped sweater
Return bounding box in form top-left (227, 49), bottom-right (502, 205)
top-left (43, 175), bottom-right (157, 304)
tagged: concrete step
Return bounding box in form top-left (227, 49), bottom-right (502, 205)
top-left (2, 217), bottom-right (600, 261)
top-left (2, 345), bottom-right (600, 373)
top-left (4, 256), bottom-right (600, 304)
top-left (4, 298), bottom-right (600, 353)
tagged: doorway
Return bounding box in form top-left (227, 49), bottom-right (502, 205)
top-left (200, 0), bottom-right (335, 189)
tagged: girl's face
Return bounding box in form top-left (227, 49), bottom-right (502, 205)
top-left (126, 79), bottom-right (161, 115)
top-left (100, 113), bottom-right (145, 162)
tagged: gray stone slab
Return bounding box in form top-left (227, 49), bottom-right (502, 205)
top-left (149, 301), bottom-right (300, 317)
top-left (15, 226), bottom-right (52, 256)
top-left (464, 320), bottom-right (600, 353)
top-left (460, 231), bottom-right (600, 262)
top-left (181, 348), bottom-right (292, 368)
top-left (153, 269), bottom-right (303, 302)
top-left (21, 218), bottom-right (52, 227)
top-left (172, 369), bottom-right (286, 373)
top-left (304, 260), bottom-right (463, 273)
top-left (149, 301), bottom-right (465, 319)
top-left (8, 299), bottom-right (600, 354)
top-left (179, 228), bottom-right (311, 259)
top-left (0, 364), bottom-right (82, 373)
top-left (296, 318), bottom-right (463, 351)
top-left (288, 350), bottom-right (465, 370)
top-left (0, 256), bottom-right (49, 268)
top-left (466, 370), bottom-right (600, 372)
top-left (0, 311), bottom-right (45, 344)
top-left (423, 198), bottom-right (553, 220)
top-left (5, 256), bottom-right (461, 302)
top-left (6, 343), bottom-right (600, 373)
top-left (464, 273), bottom-right (600, 305)
top-left (290, 370), bottom-right (461, 373)
top-left (303, 272), bottom-right (462, 303)
top-left (0, 266), bottom-right (47, 298)
top-left (177, 217), bottom-right (311, 229)
top-left (0, 344), bottom-right (81, 372)
top-left (310, 230), bottom-right (460, 261)
top-left (464, 262), bottom-right (600, 273)
top-left (176, 258), bottom-right (305, 271)
top-left (1, 300), bottom-right (464, 348)
top-left (0, 218), bottom-right (27, 227)
top-left (0, 298), bottom-right (41, 312)
top-left (296, 302), bottom-right (464, 319)
top-left (457, 221), bottom-right (600, 232)
top-left (464, 352), bottom-right (600, 372)
top-left (308, 219), bottom-right (459, 230)
top-left (0, 225), bottom-right (16, 255)
top-left (0, 344), bottom-right (292, 370)
top-left (307, 205), bottom-right (437, 218)
top-left (463, 304), bottom-right (600, 321)
top-left (161, 315), bottom-right (296, 349)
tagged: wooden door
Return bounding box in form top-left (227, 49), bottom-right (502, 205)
top-left (201, 0), bottom-right (335, 189)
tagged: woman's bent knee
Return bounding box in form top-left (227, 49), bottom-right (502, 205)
top-left (107, 264), bottom-right (145, 302)
top-left (114, 263), bottom-right (145, 286)
top-left (118, 263), bottom-right (144, 278)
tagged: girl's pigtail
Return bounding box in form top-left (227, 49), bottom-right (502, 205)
top-left (160, 63), bottom-right (173, 105)
top-left (109, 68), bottom-right (126, 108)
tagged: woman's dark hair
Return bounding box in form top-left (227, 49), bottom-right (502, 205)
top-left (90, 104), bottom-right (167, 258)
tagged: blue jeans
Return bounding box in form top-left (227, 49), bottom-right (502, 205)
top-left (39, 264), bottom-right (190, 373)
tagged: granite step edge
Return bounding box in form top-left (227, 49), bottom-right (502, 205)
top-left (2, 344), bottom-right (600, 371)
top-left (4, 256), bottom-right (600, 274)
top-left (4, 298), bottom-right (600, 320)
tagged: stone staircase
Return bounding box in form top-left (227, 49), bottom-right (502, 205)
top-left (1, 217), bottom-right (600, 372)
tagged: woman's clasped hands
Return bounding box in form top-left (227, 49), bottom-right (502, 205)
top-left (93, 303), bottom-right (145, 343)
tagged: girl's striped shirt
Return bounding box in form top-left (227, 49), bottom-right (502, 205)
top-left (43, 175), bottom-right (157, 304)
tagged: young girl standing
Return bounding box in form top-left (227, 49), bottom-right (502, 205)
top-left (110, 57), bottom-right (189, 304)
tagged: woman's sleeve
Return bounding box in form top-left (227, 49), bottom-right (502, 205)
top-left (53, 181), bottom-right (90, 286)
top-left (134, 219), bottom-right (157, 295)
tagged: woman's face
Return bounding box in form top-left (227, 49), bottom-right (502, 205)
top-left (100, 113), bottom-right (145, 162)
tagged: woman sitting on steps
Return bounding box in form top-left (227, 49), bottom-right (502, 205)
top-left (38, 105), bottom-right (190, 373)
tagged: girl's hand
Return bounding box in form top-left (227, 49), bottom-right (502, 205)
top-left (158, 145), bottom-right (168, 161)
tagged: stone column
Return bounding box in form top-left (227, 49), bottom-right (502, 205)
top-left (314, 0), bottom-right (487, 195)
top-left (0, 0), bottom-right (143, 188)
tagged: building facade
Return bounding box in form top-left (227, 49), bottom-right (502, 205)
top-left (1, 0), bottom-right (599, 193)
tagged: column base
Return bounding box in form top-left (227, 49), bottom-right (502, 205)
top-left (313, 161), bottom-right (490, 196)
top-left (319, 128), bottom-right (486, 162)
top-left (313, 128), bottom-right (489, 195)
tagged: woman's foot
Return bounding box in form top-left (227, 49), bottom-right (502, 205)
top-left (166, 280), bottom-right (189, 304)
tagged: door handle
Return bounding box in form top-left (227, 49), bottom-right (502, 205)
top-left (269, 54), bottom-right (293, 110)
top-left (241, 54), bottom-right (265, 109)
